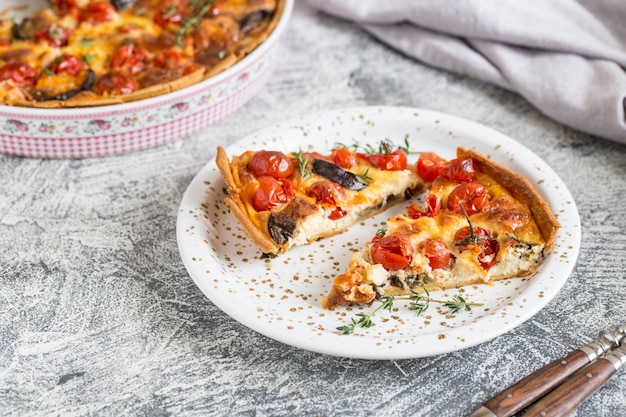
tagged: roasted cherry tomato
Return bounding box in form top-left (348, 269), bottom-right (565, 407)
top-left (154, 4), bottom-right (185, 27)
top-left (248, 151), bottom-right (294, 178)
top-left (96, 71), bottom-right (137, 95)
top-left (440, 158), bottom-right (475, 183)
top-left (454, 226), bottom-right (499, 269)
top-left (153, 49), bottom-right (183, 69)
top-left (51, 0), bottom-right (79, 17)
top-left (370, 234), bottom-right (414, 271)
top-left (54, 54), bottom-right (86, 76)
top-left (35, 24), bottom-right (73, 47)
top-left (251, 176), bottom-right (295, 212)
top-left (418, 239), bottom-right (455, 270)
top-left (79, 1), bottom-right (116, 24)
top-left (110, 44), bottom-right (148, 74)
top-left (366, 149), bottom-right (407, 171)
top-left (417, 152), bottom-right (447, 182)
top-left (0, 62), bottom-right (36, 87)
top-left (306, 180), bottom-right (345, 206)
top-left (406, 193), bottom-right (442, 219)
top-left (328, 207), bottom-right (347, 220)
top-left (447, 183), bottom-right (489, 215)
top-left (332, 147), bottom-right (357, 169)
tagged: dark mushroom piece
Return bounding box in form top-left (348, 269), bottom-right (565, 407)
top-left (12, 18), bottom-right (36, 41)
top-left (239, 10), bottom-right (269, 34)
top-left (312, 159), bottom-right (368, 191)
top-left (110, 0), bottom-right (137, 11)
top-left (33, 69), bottom-right (96, 102)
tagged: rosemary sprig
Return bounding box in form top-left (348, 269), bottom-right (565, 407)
top-left (174, 0), bottom-right (214, 49)
top-left (333, 140), bottom-right (360, 151)
top-left (337, 288), bottom-right (483, 335)
top-left (357, 168), bottom-right (372, 185)
top-left (292, 149), bottom-right (311, 180)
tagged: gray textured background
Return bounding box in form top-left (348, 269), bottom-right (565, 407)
top-left (2, 2), bottom-right (626, 416)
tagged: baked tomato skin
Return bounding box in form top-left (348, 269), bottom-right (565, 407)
top-left (96, 71), bottom-right (138, 95)
top-left (454, 226), bottom-right (499, 269)
top-left (0, 62), bottom-right (36, 87)
top-left (35, 24), bottom-right (73, 47)
top-left (370, 234), bottom-right (414, 271)
top-left (406, 193), bottom-right (442, 219)
top-left (79, 1), bottom-right (116, 24)
top-left (251, 176), bottom-right (295, 212)
top-left (306, 180), bottom-right (345, 206)
top-left (418, 238), bottom-right (455, 270)
top-left (332, 147), bottom-right (357, 169)
top-left (417, 152), bottom-right (447, 182)
top-left (365, 149), bottom-right (407, 171)
top-left (447, 183), bottom-right (489, 215)
top-left (54, 54), bottom-right (86, 76)
top-left (110, 44), bottom-right (149, 74)
top-left (248, 151), bottom-right (294, 178)
top-left (440, 158), bottom-right (475, 183)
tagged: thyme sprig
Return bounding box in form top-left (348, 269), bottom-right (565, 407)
top-left (332, 138), bottom-right (411, 155)
top-left (174, 0), bottom-right (214, 49)
top-left (455, 204), bottom-right (486, 253)
top-left (292, 149), bottom-right (311, 180)
top-left (337, 288), bottom-right (483, 335)
top-left (336, 296), bottom-right (394, 335)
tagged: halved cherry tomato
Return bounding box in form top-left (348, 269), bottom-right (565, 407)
top-left (154, 4), bottom-right (184, 27)
top-left (454, 226), bottom-right (499, 269)
top-left (406, 193), bottom-right (442, 219)
top-left (418, 239), bottom-right (455, 270)
top-left (370, 234), bottom-right (414, 271)
top-left (417, 152), bottom-right (447, 182)
top-left (153, 49), bottom-right (183, 69)
top-left (35, 24), bottom-right (73, 47)
top-left (332, 147), bottom-right (357, 169)
top-left (306, 180), bottom-right (345, 206)
top-left (366, 149), bottom-right (407, 171)
top-left (110, 44), bottom-right (148, 74)
top-left (0, 62), bottom-right (36, 87)
top-left (440, 158), bottom-right (475, 183)
top-left (79, 1), bottom-right (116, 24)
top-left (54, 54), bottom-right (86, 76)
top-left (251, 176), bottom-right (295, 212)
top-left (51, 0), bottom-right (79, 17)
top-left (328, 207), bottom-right (347, 220)
top-left (248, 150), bottom-right (294, 178)
top-left (96, 71), bottom-right (137, 95)
top-left (447, 183), bottom-right (489, 215)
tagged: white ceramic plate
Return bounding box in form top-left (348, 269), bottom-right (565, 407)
top-left (176, 106), bottom-right (581, 360)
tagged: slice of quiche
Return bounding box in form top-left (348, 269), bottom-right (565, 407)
top-left (320, 147), bottom-right (560, 309)
top-left (216, 141), bottom-right (425, 255)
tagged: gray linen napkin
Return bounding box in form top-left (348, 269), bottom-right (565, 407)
top-left (307, 0), bottom-right (626, 143)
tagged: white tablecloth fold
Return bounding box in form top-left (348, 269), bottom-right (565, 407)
top-left (308, 0), bottom-right (626, 143)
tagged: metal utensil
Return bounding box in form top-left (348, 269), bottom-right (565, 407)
top-left (469, 324), bottom-right (626, 417)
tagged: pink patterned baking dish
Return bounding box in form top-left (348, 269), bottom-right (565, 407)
top-left (0, 0), bottom-right (293, 158)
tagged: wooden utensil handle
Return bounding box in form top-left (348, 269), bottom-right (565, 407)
top-left (481, 349), bottom-right (590, 417)
top-left (522, 358), bottom-right (617, 417)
